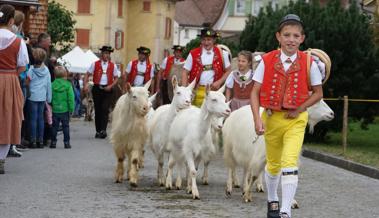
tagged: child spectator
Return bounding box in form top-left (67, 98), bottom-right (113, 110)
top-left (27, 48), bottom-right (51, 148)
top-left (50, 66), bottom-right (75, 149)
top-left (225, 50), bottom-right (254, 111)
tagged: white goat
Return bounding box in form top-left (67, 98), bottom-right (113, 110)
top-left (138, 92), bottom-right (159, 170)
top-left (148, 76), bottom-right (195, 186)
top-left (146, 92), bottom-right (158, 121)
top-left (110, 81), bottom-right (151, 187)
top-left (223, 99), bottom-right (334, 202)
top-left (166, 86), bottom-right (231, 199)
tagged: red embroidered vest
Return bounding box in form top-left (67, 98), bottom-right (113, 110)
top-left (127, 59), bottom-right (152, 85)
top-left (260, 50), bottom-right (311, 111)
top-left (0, 37), bottom-right (21, 73)
top-left (233, 81), bottom-right (254, 99)
top-left (93, 60), bottom-right (115, 85)
top-left (188, 46), bottom-right (224, 85)
top-left (163, 56), bottom-right (185, 79)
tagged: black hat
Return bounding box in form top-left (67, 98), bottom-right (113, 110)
top-left (99, 45), bottom-right (114, 53)
top-left (197, 23), bottom-right (219, 38)
top-left (278, 14), bottom-right (303, 28)
top-left (171, 45), bottom-right (184, 51)
top-left (137, 46), bottom-right (151, 55)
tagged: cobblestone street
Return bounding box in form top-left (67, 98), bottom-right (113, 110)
top-left (1, 120), bottom-right (379, 218)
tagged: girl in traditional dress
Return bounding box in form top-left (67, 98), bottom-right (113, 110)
top-left (0, 4), bottom-right (29, 174)
top-left (225, 50), bottom-right (253, 111)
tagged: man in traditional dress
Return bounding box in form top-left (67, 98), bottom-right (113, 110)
top-left (181, 26), bottom-right (231, 107)
top-left (158, 45), bottom-right (185, 104)
top-left (83, 46), bottom-right (119, 139)
top-left (125, 46), bottom-right (155, 92)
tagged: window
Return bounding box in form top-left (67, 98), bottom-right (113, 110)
top-left (118, 0), bottom-right (123, 17)
top-left (76, 29), bottom-right (90, 48)
top-left (115, 31), bottom-right (124, 50)
top-left (253, 0), bottom-right (263, 16)
top-left (184, 29), bottom-right (189, 39)
top-left (143, 1), bottom-right (151, 12)
top-left (77, 0), bottom-right (91, 14)
top-left (235, 0), bottom-right (245, 16)
top-left (165, 17), bottom-right (172, 39)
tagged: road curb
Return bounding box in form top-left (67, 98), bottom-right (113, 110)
top-left (302, 149), bottom-right (379, 180)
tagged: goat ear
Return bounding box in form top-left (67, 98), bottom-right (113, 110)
top-left (144, 79), bottom-right (152, 90)
top-left (205, 84), bottom-right (211, 96)
top-left (187, 78), bottom-right (196, 90)
top-left (171, 75), bottom-right (178, 90)
top-left (226, 100), bottom-right (231, 107)
top-left (149, 92), bottom-right (158, 104)
top-left (217, 83), bottom-right (226, 93)
top-left (126, 82), bottom-right (132, 93)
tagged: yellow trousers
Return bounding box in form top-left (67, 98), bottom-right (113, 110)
top-left (193, 86), bottom-right (206, 107)
top-left (262, 110), bottom-right (308, 175)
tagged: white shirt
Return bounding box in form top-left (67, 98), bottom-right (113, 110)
top-left (226, 69), bottom-right (253, 89)
top-left (87, 60), bottom-right (119, 85)
top-left (160, 57), bottom-right (184, 70)
top-left (184, 47), bottom-right (231, 85)
top-left (125, 60), bottom-right (155, 87)
top-left (253, 52), bottom-right (322, 86)
top-left (0, 29), bottom-right (29, 67)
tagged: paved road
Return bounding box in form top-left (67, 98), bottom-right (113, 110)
top-left (1, 120), bottom-right (379, 218)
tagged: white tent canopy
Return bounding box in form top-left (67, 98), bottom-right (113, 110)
top-left (57, 46), bottom-right (99, 73)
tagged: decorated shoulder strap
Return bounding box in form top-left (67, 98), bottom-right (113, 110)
top-left (305, 48), bottom-right (332, 87)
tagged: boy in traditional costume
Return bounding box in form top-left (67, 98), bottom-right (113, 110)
top-left (181, 26), bottom-right (231, 107)
top-left (250, 14), bottom-right (324, 218)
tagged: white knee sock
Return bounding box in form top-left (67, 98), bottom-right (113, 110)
top-left (265, 170), bottom-right (280, 202)
top-left (0, 144), bottom-right (11, 159)
top-left (281, 170), bottom-right (299, 217)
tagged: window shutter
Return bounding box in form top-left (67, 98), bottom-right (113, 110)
top-left (78, 0), bottom-right (91, 14)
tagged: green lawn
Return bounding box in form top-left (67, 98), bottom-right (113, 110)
top-left (305, 120), bottom-right (379, 169)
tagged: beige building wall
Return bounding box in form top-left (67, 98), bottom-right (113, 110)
top-left (53, 0), bottom-right (128, 66)
top-left (55, 0), bottom-right (176, 67)
top-left (126, 0), bottom-right (175, 64)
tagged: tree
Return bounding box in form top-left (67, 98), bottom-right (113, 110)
top-left (47, 1), bottom-right (76, 54)
top-left (240, 0), bottom-right (379, 140)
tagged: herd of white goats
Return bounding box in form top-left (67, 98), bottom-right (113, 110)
top-left (109, 77), bottom-right (334, 204)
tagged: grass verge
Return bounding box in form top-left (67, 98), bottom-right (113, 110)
top-left (305, 121), bottom-right (379, 169)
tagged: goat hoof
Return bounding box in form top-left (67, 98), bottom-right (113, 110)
top-left (193, 195), bottom-right (200, 200)
top-left (234, 185), bottom-right (240, 188)
top-left (256, 184), bottom-right (265, 192)
top-left (225, 191), bottom-right (232, 197)
top-left (256, 188), bottom-right (264, 193)
top-left (175, 186), bottom-right (181, 190)
top-left (202, 181), bottom-right (209, 186)
top-left (159, 183), bottom-right (165, 187)
top-left (292, 201), bottom-right (300, 209)
top-left (130, 182), bottom-right (138, 187)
